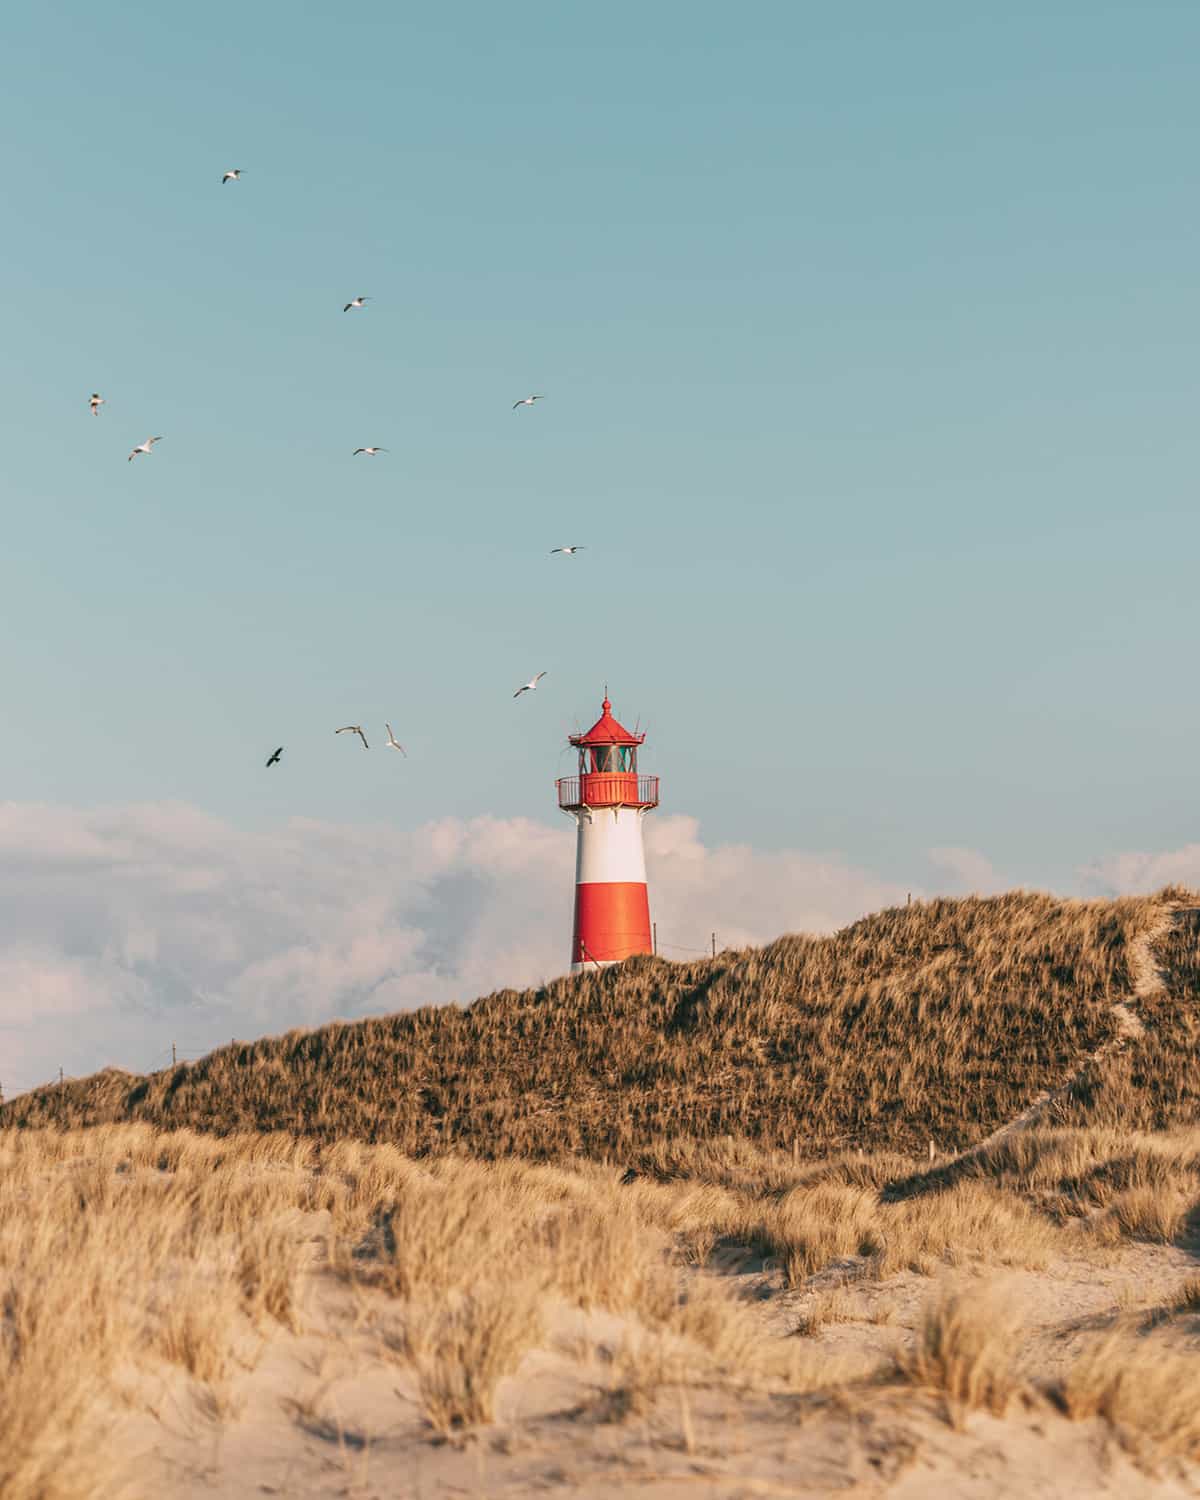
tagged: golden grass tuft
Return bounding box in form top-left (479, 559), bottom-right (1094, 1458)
top-left (404, 1284), bottom-right (545, 1434)
top-left (0, 1282), bottom-right (123, 1500)
top-left (238, 1214), bottom-right (309, 1331)
top-left (153, 1274), bottom-right (241, 1386)
top-left (1171, 1274), bottom-right (1200, 1313)
top-left (793, 1283), bottom-right (860, 1336)
top-left (1099, 1184), bottom-right (1191, 1244)
top-left (1055, 1333), bottom-right (1200, 1459)
top-left (0, 1127), bottom-right (314, 1492)
top-left (898, 1283), bottom-right (1025, 1428)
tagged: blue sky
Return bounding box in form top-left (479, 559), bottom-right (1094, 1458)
top-left (2, 0), bottom-right (1199, 898)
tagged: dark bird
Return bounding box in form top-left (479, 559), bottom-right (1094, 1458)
top-left (265, 747), bottom-right (283, 768)
top-left (336, 725), bottom-right (369, 749)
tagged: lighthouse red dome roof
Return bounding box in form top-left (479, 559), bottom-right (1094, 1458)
top-left (570, 697), bottom-right (645, 747)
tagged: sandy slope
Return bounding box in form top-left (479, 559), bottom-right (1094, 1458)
top-left (108, 1236), bottom-right (1200, 1499)
top-left (11, 888), bottom-right (1200, 1499)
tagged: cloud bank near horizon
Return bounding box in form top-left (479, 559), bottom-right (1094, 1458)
top-left (1078, 845), bottom-right (1200, 897)
top-left (0, 801), bottom-right (911, 1091)
top-left (0, 800), bottom-right (1190, 1094)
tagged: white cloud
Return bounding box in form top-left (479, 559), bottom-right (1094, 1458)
top-left (4, 800), bottom-right (1183, 1100)
top-left (645, 816), bottom-right (908, 955)
top-left (0, 801), bottom-right (913, 1095)
top-left (1078, 845), bottom-right (1200, 897)
top-left (926, 846), bottom-right (1007, 895)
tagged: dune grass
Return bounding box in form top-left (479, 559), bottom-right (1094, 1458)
top-left (897, 1282), bottom-right (1025, 1428)
top-left (1054, 1334), bottom-right (1200, 1460)
top-left (3, 891), bottom-right (1190, 1162)
top-left (7, 892), bottom-right (1200, 1490)
top-left (6, 1112), bottom-right (1200, 1490)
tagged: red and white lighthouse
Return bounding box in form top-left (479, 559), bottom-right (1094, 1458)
top-left (557, 695), bottom-right (660, 973)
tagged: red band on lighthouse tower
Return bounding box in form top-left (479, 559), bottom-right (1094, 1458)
top-left (557, 696), bottom-right (659, 973)
top-left (572, 883), bottom-right (651, 967)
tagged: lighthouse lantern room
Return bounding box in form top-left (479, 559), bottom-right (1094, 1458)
top-left (557, 695), bottom-right (659, 973)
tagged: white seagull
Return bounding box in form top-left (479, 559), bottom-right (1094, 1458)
top-left (513, 671), bottom-right (547, 699)
top-left (221, 168), bottom-right (243, 184)
top-left (336, 725), bottom-right (369, 749)
top-left (385, 723), bottom-right (407, 755)
top-left (352, 447), bottom-right (388, 456)
top-left (88, 392), bottom-right (105, 416)
top-left (550, 545), bottom-right (585, 555)
top-left (127, 436), bottom-right (163, 462)
top-left (343, 296), bottom-right (370, 312)
top-left (512, 394), bottom-right (543, 409)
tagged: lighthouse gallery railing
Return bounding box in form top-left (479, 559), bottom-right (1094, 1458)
top-left (557, 775), bottom-right (660, 810)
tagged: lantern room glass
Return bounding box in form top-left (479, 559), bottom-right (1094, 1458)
top-left (582, 745), bottom-right (637, 774)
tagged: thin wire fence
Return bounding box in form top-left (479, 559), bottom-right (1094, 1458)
top-left (1, 1041), bottom-right (217, 1105)
top-left (1, 930), bottom-right (732, 1101)
top-left (571, 924), bottom-right (726, 969)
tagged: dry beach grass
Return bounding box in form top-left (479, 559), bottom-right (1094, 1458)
top-left (6, 891), bottom-right (1195, 1159)
top-left (6, 1117), bottom-right (1200, 1495)
top-left (7, 890), bottom-right (1200, 1495)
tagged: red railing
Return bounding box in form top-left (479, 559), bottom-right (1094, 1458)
top-left (557, 774), bottom-right (660, 810)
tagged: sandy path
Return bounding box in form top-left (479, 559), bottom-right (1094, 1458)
top-left (940, 900), bottom-right (1181, 1167)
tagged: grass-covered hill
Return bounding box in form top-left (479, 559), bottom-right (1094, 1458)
top-left (6, 890), bottom-right (1200, 1160)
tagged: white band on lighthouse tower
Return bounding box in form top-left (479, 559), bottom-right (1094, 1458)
top-left (574, 807), bottom-right (648, 885)
top-left (556, 696), bottom-right (659, 975)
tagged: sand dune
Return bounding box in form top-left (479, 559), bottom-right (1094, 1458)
top-left (8, 891), bottom-right (1200, 1495)
top-left (6, 1123), bottom-right (1200, 1497)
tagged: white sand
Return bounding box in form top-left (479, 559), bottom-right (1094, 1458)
top-left (106, 1236), bottom-right (1200, 1499)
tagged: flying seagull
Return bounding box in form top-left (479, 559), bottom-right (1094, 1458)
top-left (385, 723), bottom-right (407, 755)
top-left (352, 447), bottom-right (388, 456)
top-left (265, 747), bottom-right (283, 768)
top-left (128, 436), bottom-right (163, 462)
top-left (88, 392), bottom-right (105, 416)
top-left (513, 671), bottom-right (547, 698)
top-left (550, 545), bottom-right (585, 555)
top-left (336, 725), bottom-right (369, 749)
top-left (512, 394), bottom-right (543, 409)
top-left (221, 169), bottom-right (243, 184)
top-left (343, 296), bottom-right (370, 312)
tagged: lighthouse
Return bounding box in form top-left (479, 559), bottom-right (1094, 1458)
top-left (557, 695), bottom-right (660, 973)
